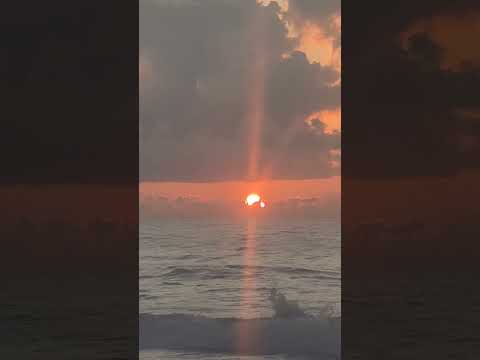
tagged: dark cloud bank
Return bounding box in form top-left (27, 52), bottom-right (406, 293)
top-left (343, 0), bottom-right (480, 179)
top-left (140, 0), bottom-right (340, 182)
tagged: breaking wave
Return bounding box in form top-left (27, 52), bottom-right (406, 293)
top-left (140, 289), bottom-right (340, 359)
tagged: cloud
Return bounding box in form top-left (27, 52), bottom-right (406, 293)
top-left (287, 0), bottom-right (341, 69)
top-left (287, 0), bottom-right (340, 24)
top-left (140, 193), bottom-right (339, 218)
top-left (140, 0), bottom-right (340, 182)
top-left (401, 11), bottom-right (480, 71)
top-left (140, 194), bottom-right (220, 217)
top-left (343, 0), bottom-right (480, 179)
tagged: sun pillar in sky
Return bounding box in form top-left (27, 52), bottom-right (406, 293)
top-left (246, 7), bottom-right (266, 181)
top-left (235, 5), bottom-right (268, 354)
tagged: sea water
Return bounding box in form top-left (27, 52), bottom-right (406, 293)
top-left (140, 217), bottom-right (340, 359)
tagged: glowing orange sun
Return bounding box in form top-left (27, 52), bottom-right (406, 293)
top-left (245, 193), bottom-right (266, 208)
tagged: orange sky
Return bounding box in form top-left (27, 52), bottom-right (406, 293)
top-left (140, 177), bottom-right (340, 203)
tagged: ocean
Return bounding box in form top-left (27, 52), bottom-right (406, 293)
top-left (140, 217), bottom-right (341, 359)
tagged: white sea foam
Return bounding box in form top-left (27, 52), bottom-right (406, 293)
top-left (140, 220), bottom-right (341, 358)
top-left (140, 290), bottom-right (340, 359)
top-left (269, 288), bottom-right (308, 318)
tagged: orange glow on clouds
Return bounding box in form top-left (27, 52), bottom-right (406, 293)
top-left (296, 21), bottom-right (340, 71)
top-left (259, 1), bottom-right (341, 79)
top-left (306, 108), bottom-right (341, 134)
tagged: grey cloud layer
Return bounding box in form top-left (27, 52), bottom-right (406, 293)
top-left (140, 0), bottom-right (340, 181)
top-left (288, 0), bottom-right (340, 24)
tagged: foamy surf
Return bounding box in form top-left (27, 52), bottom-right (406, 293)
top-left (140, 290), bottom-right (340, 359)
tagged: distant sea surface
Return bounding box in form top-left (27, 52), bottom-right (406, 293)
top-left (140, 217), bottom-right (341, 359)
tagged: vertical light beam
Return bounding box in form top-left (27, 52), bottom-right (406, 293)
top-left (246, 7), bottom-right (266, 181)
top-left (235, 5), bottom-right (268, 354)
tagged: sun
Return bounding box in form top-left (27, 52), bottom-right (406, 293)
top-left (245, 193), bottom-right (260, 206)
top-left (245, 193), bottom-right (266, 208)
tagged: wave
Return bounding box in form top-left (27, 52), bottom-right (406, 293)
top-left (140, 289), bottom-right (340, 359)
top-left (159, 265), bottom-right (339, 281)
top-left (269, 288), bottom-right (308, 318)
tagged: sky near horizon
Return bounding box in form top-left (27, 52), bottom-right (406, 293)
top-left (139, 0), bottom-right (341, 206)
